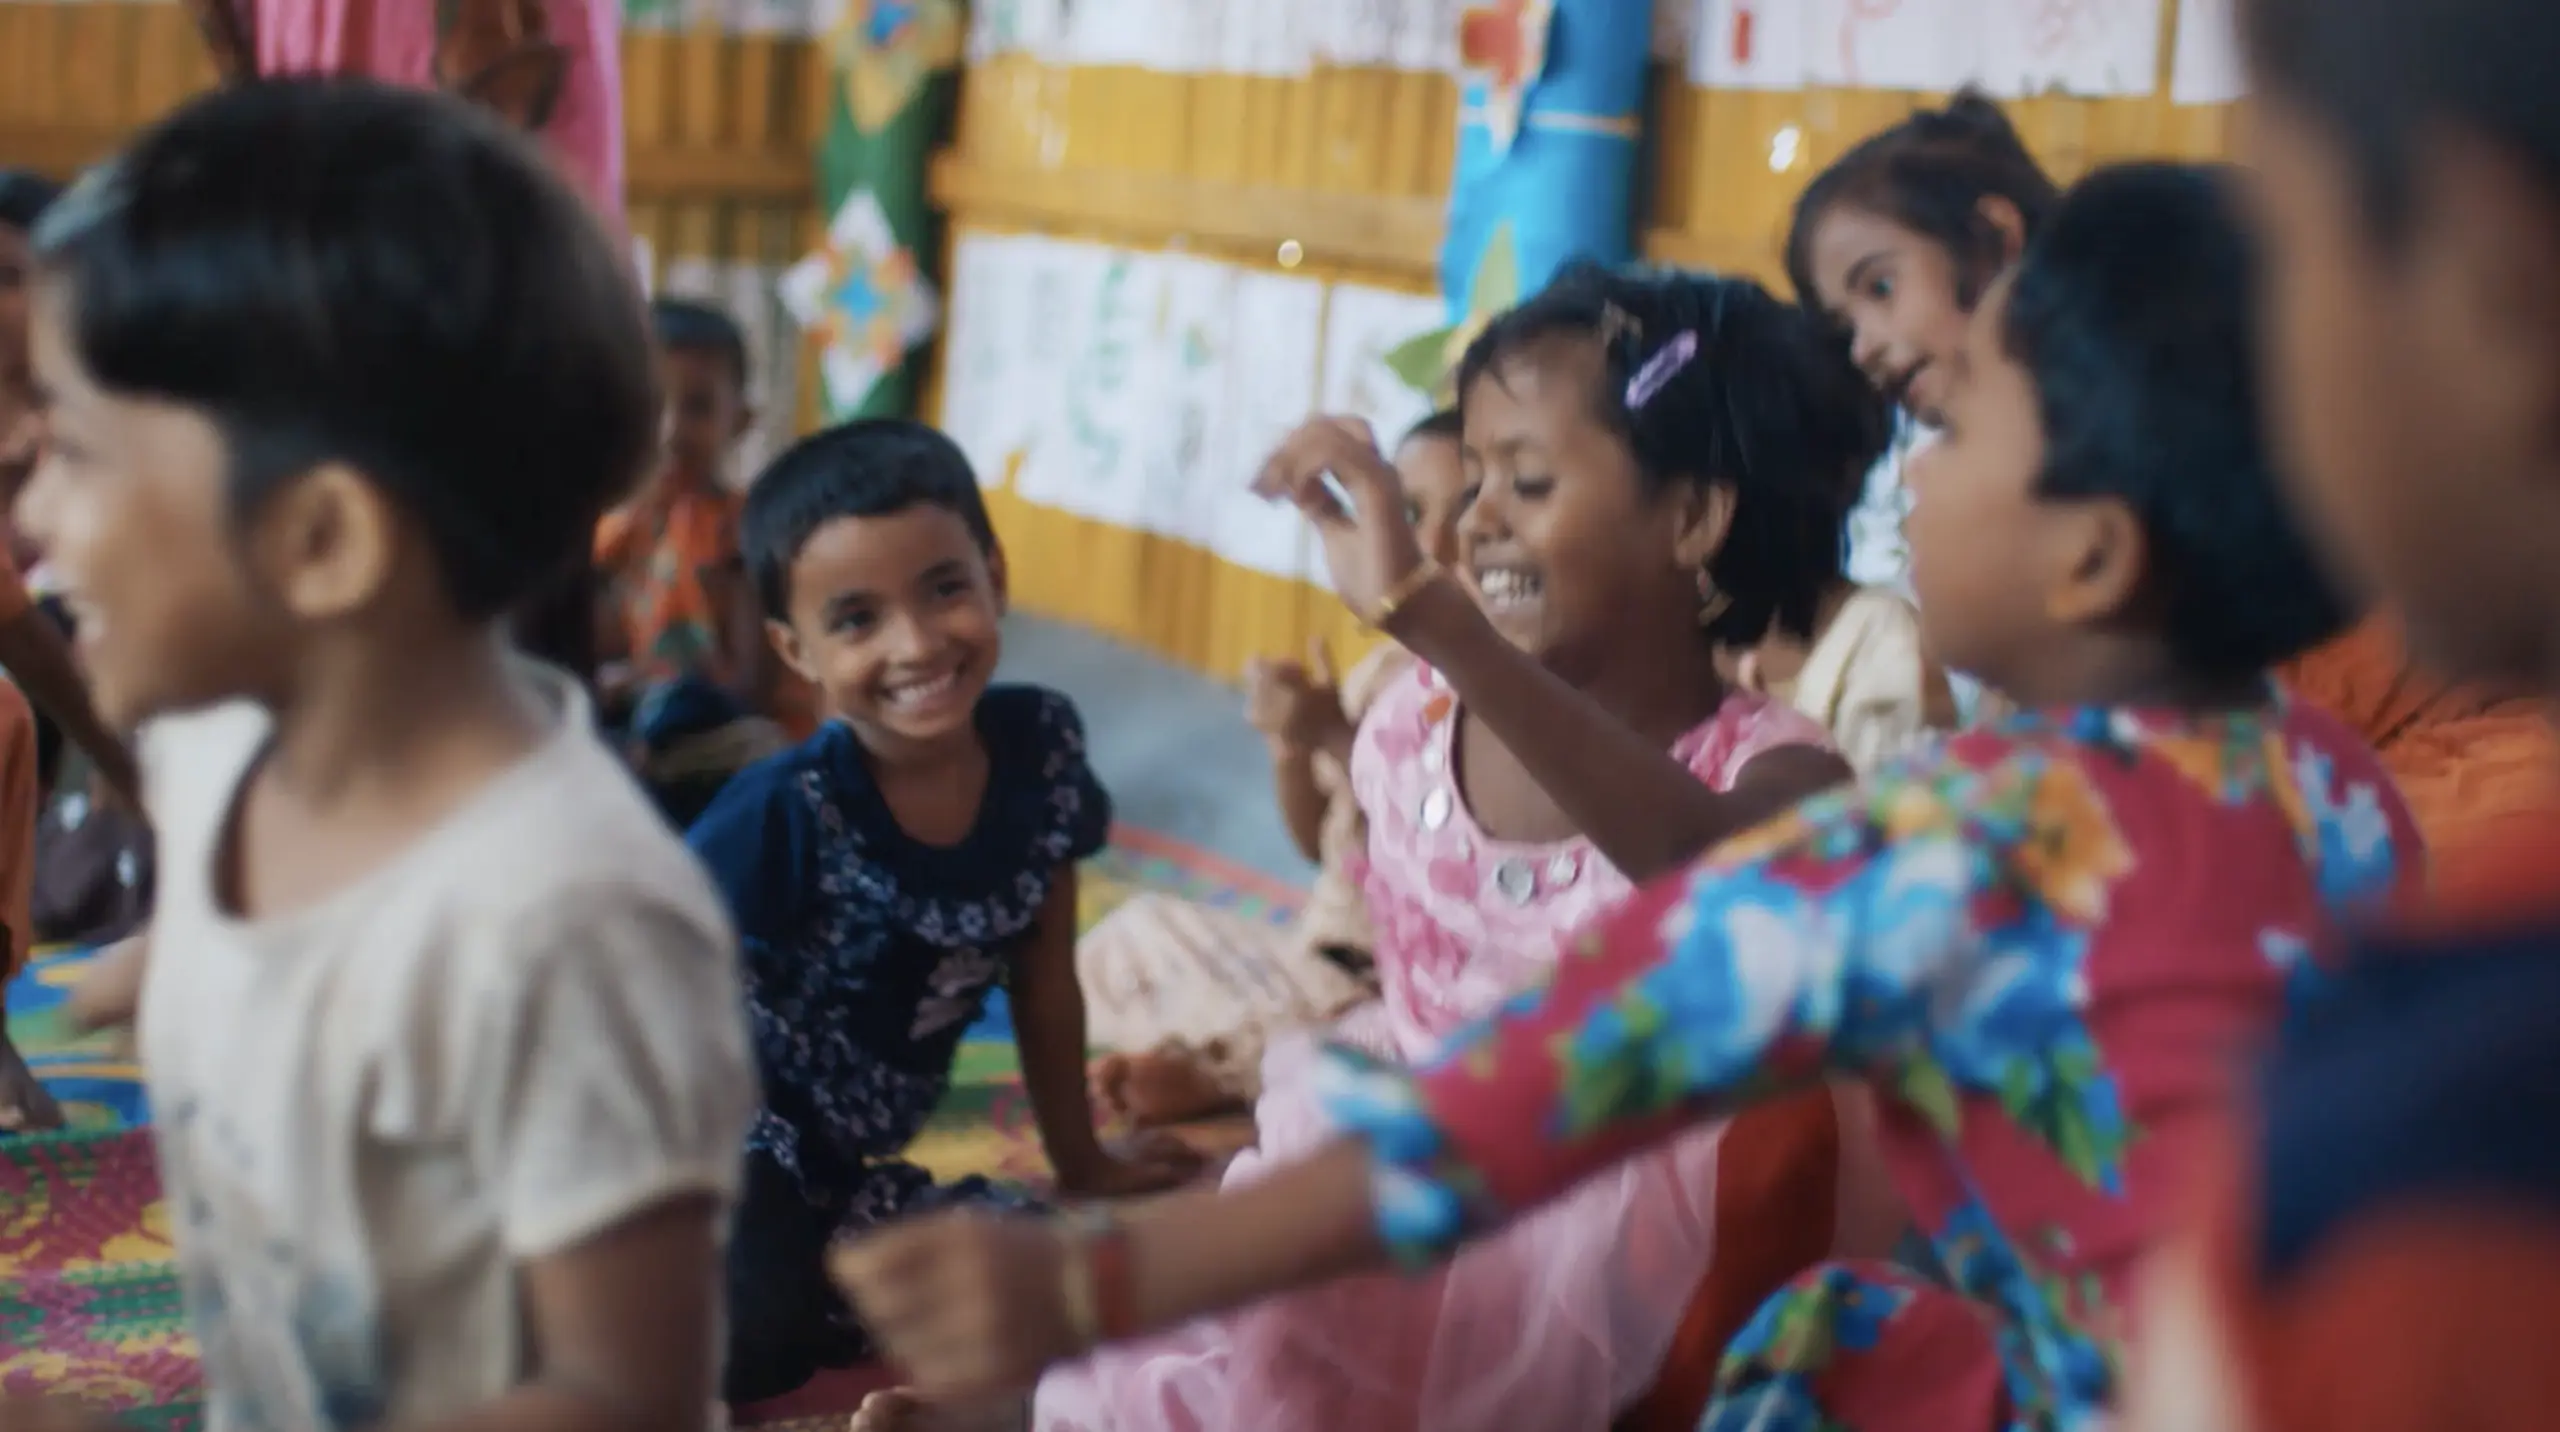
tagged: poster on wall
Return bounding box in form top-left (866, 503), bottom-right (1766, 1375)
top-left (1689, 0), bottom-right (1811, 90)
top-left (1004, 239), bottom-right (1107, 513)
top-left (1317, 284), bottom-right (1450, 457)
top-left (1212, 271), bottom-right (1327, 580)
top-left (2169, 0), bottom-right (2245, 104)
top-left (1978, 0), bottom-right (2162, 98)
top-left (1140, 255), bottom-right (1247, 550)
top-left (1015, 248), bottom-right (1169, 530)
top-left (939, 232), bottom-right (1030, 486)
top-left (1804, 0), bottom-right (1978, 91)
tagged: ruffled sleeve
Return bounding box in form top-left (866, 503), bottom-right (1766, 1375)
top-left (1313, 737), bottom-right (2053, 1268)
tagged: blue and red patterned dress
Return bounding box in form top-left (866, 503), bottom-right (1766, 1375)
top-left (1313, 696), bottom-right (2419, 1432)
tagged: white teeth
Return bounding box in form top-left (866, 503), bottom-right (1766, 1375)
top-left (886, 671), bottom-right (958, 707)
top-left (1474, 569), bottom-right (1542, 605)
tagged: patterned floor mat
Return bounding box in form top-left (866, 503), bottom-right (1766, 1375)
top-left (0, 830), bottom-right (1298, 1428)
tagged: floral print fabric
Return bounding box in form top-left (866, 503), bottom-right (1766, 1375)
top-left (1317, 697), bottom-right (2419, 1432)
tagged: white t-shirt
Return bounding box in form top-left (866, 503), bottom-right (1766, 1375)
top-left (135, 667), bottom-right (756, 1432)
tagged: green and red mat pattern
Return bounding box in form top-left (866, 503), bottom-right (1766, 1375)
top-left (0, 829), bottom-right (1298, 1429)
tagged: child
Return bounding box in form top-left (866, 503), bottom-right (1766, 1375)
top-left (830, 164), bottom-right (2420, 1432)
top-left (686, 417), bottom-right (1200, 1405)
top-left (1732, 574), bottom-right (1953, 776)
top-left (0, 166), bottom-right (144, 1135)
top-left (854, 264), bottom-right (1900, 1432)
top-left (1082, 409), bottom-right (1468, 1127)
top-left (1, 76), bottom-right (754, 1432)
top-left (596, 297), bottom-right (795, 821)
top-left (2119, 3), bottom-right (2560, 1430)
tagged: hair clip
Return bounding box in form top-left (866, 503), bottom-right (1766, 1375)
top-left (1624, 330), bottom-right (1698, 411)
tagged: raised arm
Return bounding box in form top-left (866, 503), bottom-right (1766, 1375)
top-left (1253, 418), bottom-right (1849, 882)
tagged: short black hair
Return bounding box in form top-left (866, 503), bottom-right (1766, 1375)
top-left (1402, 408), bottom-right (1462, 446)
top-left (2004, 161), bottom-right (2351, 679)
top-left (650, 296), bottom-right (750, 391)
top-left (0, 169), bottom-right (63, 233)
top-left (1454, 261), bottom-right (1890, 645)
top-left (33, 78), bottom-right (656, 623)
top-left (742, 417), bottom-right (998, 619)
top-left (2243, 0), bottom-right (2560, 239)
top-left (1784, 90), bottom-right (2061, 319)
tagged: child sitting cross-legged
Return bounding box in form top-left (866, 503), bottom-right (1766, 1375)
top-left (686, 418), bottom-right (1201, 1406)
top-left (830, 163), bottom-right (2422, 1432)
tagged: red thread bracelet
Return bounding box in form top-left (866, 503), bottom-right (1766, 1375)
top-left (1059, 1206), bottom-right (1137, 1348)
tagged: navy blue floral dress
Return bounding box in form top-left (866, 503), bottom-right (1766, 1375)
top-left (685, 685), bottom-right (1111, 1400)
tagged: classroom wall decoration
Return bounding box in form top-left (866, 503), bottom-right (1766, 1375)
top-left (778, 188), bottom-right (940, 415)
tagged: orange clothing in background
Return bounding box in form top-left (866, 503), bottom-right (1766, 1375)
top-left (594, 484), bottom-right (742, 688)
top-left (2279, 616), bottom-right (2560, 889)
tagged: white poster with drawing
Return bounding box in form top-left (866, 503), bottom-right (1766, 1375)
top-left (1805, 0), bottom-right (1978, 91)
top-left (1979, 0), bottom-right (2161, 98)
top-left (1317, 284), bottom-right (1448, 459)
top-left (1390, 0), bottom-right (1461, 73)
top-left (1004, 237), bottom-right (1106, 513)
top-left (2169, 0), bottom-right (2244, 104)
top-left (1691, 0), bottom-right (1812, 90)
top-left (1211, 271), bottom-right (1327, 578)
top-left (1031, 249), bottom-right (1169, 528)
top-left (938, 233), bottom-right (1024, 487)
top-left (1137, 255), bottom-right (1245, 547)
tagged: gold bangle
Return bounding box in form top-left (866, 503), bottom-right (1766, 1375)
top-left (1054, 1206), bottom-right (1123, 1351)
top-left (1367, 560), bottom-right (1444, 631)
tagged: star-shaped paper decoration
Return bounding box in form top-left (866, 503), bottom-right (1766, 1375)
top-left (779, 189), bottom-right (941, 415)
top-left (1457, 0), bottom-right (1556, 156)
top-left (832, 0), bottom-right (964, 134)
top-left (1384, 223), bottom-right (1524, 405)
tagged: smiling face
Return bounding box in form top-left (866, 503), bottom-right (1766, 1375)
top-left (15, 279), bottom-right (285, 730)
top-left (1455, 338), bottom-right (1699, 679)
top-left (1804, 203), bottom-right (1980, 426)
top-left (767, 502), bottom-right (1005, 757)
top-left (1393, 430), bottom-right (1470, 569)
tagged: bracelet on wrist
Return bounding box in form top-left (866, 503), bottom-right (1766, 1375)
top-left (1056, 1205), bottom-right (1136, 1351)
top-left (1366, 560), bottom-right (1444, 632)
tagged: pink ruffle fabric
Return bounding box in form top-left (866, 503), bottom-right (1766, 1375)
top-left (1033, 671), bottom-right (1844, 1432)
top-left (250, 0), bottom-right (624, 230)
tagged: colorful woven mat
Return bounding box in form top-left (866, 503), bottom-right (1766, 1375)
top-left (0, 831), bottom-right (1297, 1429)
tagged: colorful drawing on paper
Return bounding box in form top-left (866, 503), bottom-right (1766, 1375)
top-left (778, 189), bottom-right (941, 415)
top-left (831, 0), bottom-right (964, 132)
top-left (1320, 285), bottom-right (1451, 457)
top-left (1457, 0), bottom-right (1556, 155)
top-left (1980, 0), bottom-right (2160, 97)
top-left (1694, 0), bottom-right (1810, 89)
top-left (1810, 0), bottom-right (1976, 91)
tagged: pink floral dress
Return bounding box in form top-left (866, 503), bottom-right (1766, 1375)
top-left (1034, 665), bottom-right (1861, 1432)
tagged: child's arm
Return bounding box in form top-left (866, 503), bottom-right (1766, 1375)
top-left (67, 928), bottom-right (149, 1033)
top-left (834, 758), bottom-right (2010, 1397)
top-left (1272, 747), bottom-right (1330, 866)
top-left (1258, 421), bottom-right (1852, 882)
top-left (1015, 866), bottom-right (1201, 1198)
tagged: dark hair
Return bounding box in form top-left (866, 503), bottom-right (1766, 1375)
top-left (1402, 408), bottom-right (1462, 446)
top-left (742, 417), bottom-right (998, 619)
top-left (651, 296), bottom-right (751, 391)
top-left (1454, 261), bottom-right (1890, 645)
top-left (2243, 0), bottom-right (2560, 238)
top-left (32, 79), bottom-right (656, 623)
top-left (0, 170), bottom-right (63, 233)
top-left (1784, 91), bottom-right (2061, 319)
top-left (2004, 161), bottom-right (2350, 678)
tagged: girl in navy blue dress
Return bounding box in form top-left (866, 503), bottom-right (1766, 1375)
top-left (687, 419), bottom-right (1200, 1403)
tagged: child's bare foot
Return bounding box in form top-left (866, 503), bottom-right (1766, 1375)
top-left (0, 1028), bottom-right (63, 1134)
top-left (848, 1390), bottom-right (1026, 1432)
top-left (1087, 1050), bottom-right (1243, 1127)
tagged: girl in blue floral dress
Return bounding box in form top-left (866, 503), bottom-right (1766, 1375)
top-left (685, 420), bottom-right (1198, 1405)
top-left (828, 165), bottom-right (2424, 1432)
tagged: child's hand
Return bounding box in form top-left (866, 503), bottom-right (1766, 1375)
top-left (1057, 1131), bottom-right (1204, 1200)
top-left (1244, 639), bottom-right (1351, 755)
top-left (1252, 418), bottom-right (1431, 628)
top-left (831, 1212), bottom-right (1083, 1398)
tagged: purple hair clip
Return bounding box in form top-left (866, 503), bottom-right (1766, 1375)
top-left (1625, 330), bottom-right (1698, 411)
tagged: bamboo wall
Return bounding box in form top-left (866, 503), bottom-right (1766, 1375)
top-left (935, 10), bottom-right (2243, 679)
top-left (0, 0), bottom-right (826, 469)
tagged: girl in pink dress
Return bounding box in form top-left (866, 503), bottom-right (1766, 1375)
top-left (858, 263), bottom-right (1904, 1431)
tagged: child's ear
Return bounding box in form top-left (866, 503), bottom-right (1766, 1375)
top-left (1667, 480), bottom-right (1739, 572)
top-left (2425, 133), bottom-right (2560, 477)
top-left (986, 543), bottom-right (1011, 613)
top-left (2041, 497), bottom-right (2150, 628)
top-left (254, 462), bottom-right (397, 621)
top-left (730, 401), bottom-right (758, 444)
top-left (764, 617), bottom-right (819, 685)
top-left (1978, 196), bottom-right (2028, 268)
